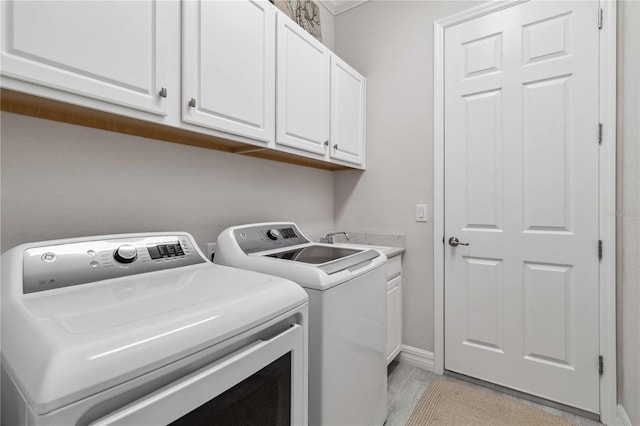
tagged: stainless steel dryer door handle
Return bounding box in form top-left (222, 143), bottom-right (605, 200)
top-left (448, 237), bottom-right (469, 247)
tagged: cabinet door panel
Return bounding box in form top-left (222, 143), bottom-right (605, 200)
top-left (386, 276), bottom-right (402, 364)
top-left (183, 0), bottom-right (275, 144)
top-left (330, 56), bottom-right (366, 165)
top-left (1, 0), bottom-right (169, 115)
top-left (276, 13), bottom-right (329, 155)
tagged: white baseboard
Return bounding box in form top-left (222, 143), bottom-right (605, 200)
top-left (616, 404), bottom-right (632, 426)
top-left (398, 344), bottom-right (434, 372)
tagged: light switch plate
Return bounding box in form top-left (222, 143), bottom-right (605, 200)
top-left (416, 204), bottom-right (428, 222)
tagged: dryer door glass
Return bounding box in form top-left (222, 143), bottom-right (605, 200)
top-left (169, 352), bottom-right (291, 426)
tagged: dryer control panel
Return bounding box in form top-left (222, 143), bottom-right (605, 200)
top-left (22, 234), bottom-right (206, 293)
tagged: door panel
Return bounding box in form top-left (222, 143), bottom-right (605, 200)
top-left (276, 13), bottom-right (329, 155)
top-left (444, 0), bottom-right (599, 413)
top-left (523, 262), bottom-right (573, 366)
top-left (463, 33), bottom-right (502, 78)
top-left (523, 75), bottom-right (571, 231)
top-left (1, 0), bottom-right (169, 115)
top-left (386, 280), bottom-right (401, 362)
top-left (183, 0), bottom-right (275, 144)
top-left (463, 257), bottom-right (503, 352)
top-left (463, 89), bottom-right (503, 230)
top-left (330, 56), bottom-right (366, 165)
top-left (523, 13), bottom-right (571, 64)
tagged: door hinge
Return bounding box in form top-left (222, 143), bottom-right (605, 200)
top-left (598, 240), bottom-right (603, 260)
top-left (598, 8), bottom-right (603, 29)
top-left (443, 236), bottom-right (445, 244)
top-left (599, 355), bottom-right (604, 375)
top-left (598, 123), bottom-right (603, 144)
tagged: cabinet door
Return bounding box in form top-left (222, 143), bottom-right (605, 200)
top-left (386, 276), bottom-right (402, 364)
top-left (276, 12), bottom-right (330, 155)
top-left (183, 0), bottom-right (275, 144)
top-left (1, 0), bottom-right (170, 115)
top-left (330, 56), bottom-right (366, 165)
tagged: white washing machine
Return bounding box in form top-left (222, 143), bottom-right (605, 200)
top-left (2, 232), bottom-right (308, 426)
top-left (215, 222), bottom-right (388, 426)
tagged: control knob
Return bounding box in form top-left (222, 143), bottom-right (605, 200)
top-left (113, 244), bottom-right (138, 263)
top-left (266, 229), bottom-right (280, 240)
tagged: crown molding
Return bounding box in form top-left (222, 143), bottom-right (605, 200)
top-left (317, 0), bottom-right (370, 16)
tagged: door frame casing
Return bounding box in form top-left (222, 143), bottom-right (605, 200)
top-left (432, 1), bottom-right (617, 424)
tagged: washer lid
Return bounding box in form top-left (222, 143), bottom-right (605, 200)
top-left (2, 263), bottom-right (307, 415)
top-left (264, 245), bottom-right (381, 274)
top-left (265, 245), bottom-right (360, 264)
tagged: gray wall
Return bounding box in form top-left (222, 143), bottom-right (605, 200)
top-left (617, 2), bottom-right (640, 424)
top-left (333, 0), bottom-right (480, 351)
top-left (0, 113), bottom-right (334, 252)
top-left (317, 1), bottom-right (335, 51)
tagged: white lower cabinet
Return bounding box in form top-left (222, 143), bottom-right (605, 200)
top-left (386, 255), bottom-right (403, 364)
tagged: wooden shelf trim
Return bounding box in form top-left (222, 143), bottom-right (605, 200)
top-left (0, 89), bottom-right (349, 171)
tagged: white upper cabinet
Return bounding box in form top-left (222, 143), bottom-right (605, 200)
top-left (276, 12), bottom-right (330, 155)
top-left (183, 0), bottom-right (276, 145)
top-left (330, 56), bottom-right (366, 166)
top-left (1, 0), bottom-right (170, 115)
top-left (1, 0), bottom-right (366, 169)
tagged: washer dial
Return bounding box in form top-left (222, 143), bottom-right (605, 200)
top-left (266, 229), bottom-right (280, 240)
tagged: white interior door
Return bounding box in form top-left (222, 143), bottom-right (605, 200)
top-left (444, 0), bottom-right (600, 413)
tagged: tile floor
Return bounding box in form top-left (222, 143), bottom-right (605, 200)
top-left (386, 361), bottom-right (603, 426)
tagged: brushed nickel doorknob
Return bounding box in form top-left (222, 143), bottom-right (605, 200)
top-left (449, 237), bottom-right (469, 247)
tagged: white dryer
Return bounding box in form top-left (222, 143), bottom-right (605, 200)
top-left (2, 232), bottom-right (308, 426)
top-left (215, 222), bottom-right (388, 426)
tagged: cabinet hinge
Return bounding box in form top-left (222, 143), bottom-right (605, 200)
top-left (598, 8), bottom-right (603, 29)
top-left (599, 355), bottom-right (604, 375)
top-left (598, 123), bottom-right (603, 144)
top-left (598, 240), bottom-right (603, 260)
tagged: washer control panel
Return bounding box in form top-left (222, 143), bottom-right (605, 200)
top-left (23, 234), bottom-right (206, 294)
top-left (233, 223), bottom-right (310, 254)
